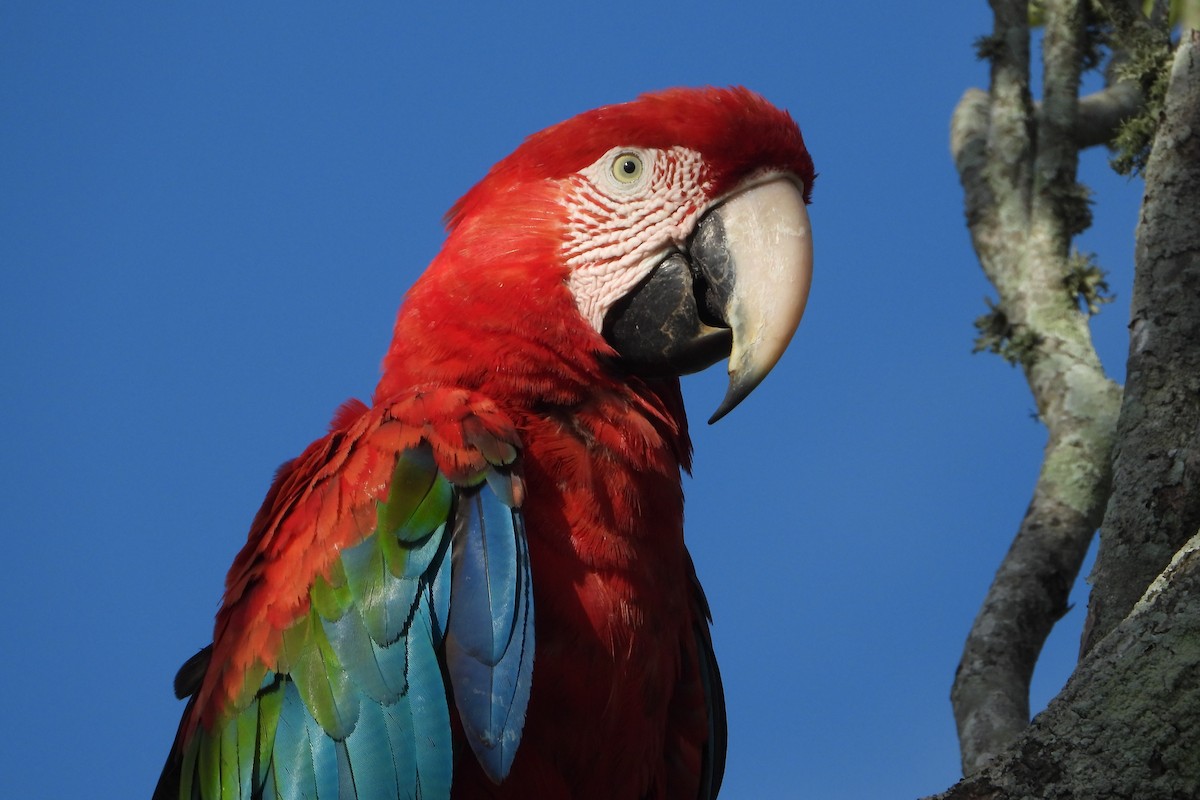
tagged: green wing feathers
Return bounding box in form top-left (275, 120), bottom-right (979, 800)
top-left (156, 398), bottom-right (535, 800)
top-left (171, 445), bottom-right (457, 800)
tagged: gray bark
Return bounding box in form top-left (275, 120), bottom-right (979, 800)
top-left (931, 26), bottom-right (1200, 799)
top-left (1082, 28), bottom-right (1200, 656)
top-left (1072, 81), bottom-right (1142, 147)
top-left (931, 530), bottom-right (1200, 800)
top-left (949, 0), bottom-right (1123, 774)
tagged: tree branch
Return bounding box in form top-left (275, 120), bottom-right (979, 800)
top-left (1094, 0), bottom-right (1160, 44)
top-left (949, 0), bottom-right (1122, 775)
top-left (936, 29), bottom-right (1200, 798)
top-left (984, 0), bottom-right (1035, 228)
top-left (929, 526), bottom-right (1200, 799)
top-left (1072, 81), bottom-right (1143, 148)
top-left (1095, 0), bottom-right (1176, 174)
top-left (1083, 29), bottom-right (1200, 654)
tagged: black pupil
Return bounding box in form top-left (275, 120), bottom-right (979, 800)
top-left (622, 159), bottom-right (637, 175)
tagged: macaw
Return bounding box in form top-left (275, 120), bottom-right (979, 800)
top-left (154, 86), bottom-right (814, 800)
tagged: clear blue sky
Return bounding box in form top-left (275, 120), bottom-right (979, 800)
top-left (2, 4), bottom-right (1142, 798)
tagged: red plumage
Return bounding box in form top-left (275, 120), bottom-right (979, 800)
top-left (380, 199), bottom-right (706, 795)
top-left (158, 86), bottom-right (814, 800)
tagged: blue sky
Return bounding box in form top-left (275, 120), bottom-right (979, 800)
top-left (2, 4), bottom-right (1142, 798)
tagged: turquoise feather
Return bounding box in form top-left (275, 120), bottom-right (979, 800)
top-left (404, 605), bottom-right (453, 795)
top-left (163, 444), bottom-right (531, 799)
top-left (428, 542), bottom-right (452, 644)
top-left (319, 606), bottom-right (408, 705)
top-left (340, 700), bottom-right (403, 799)
top-left (341, 536), bottom-right (415, 647)
top-left (271, 681), bottom-right (318, 799)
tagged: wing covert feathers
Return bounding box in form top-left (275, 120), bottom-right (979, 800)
top-left (157, 393), bottom-right (531, 800)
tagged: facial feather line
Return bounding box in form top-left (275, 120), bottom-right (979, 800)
top-left (564, 146), bottom-right (708, 331)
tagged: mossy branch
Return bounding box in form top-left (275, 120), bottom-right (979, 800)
top-left (1064, 250), bottom-right (1114, 314)
top-left (973, 298), bottom-right (1044, 366)
top-left (950, 0), bottom-right (1123, 775)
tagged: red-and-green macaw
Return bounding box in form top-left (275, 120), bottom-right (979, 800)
top-left (154, 86), bottom-right (814, 800)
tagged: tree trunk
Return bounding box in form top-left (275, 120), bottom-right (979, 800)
top-left (932, 26), bottom-right (1200, 800)
top-left (1081, 27), bottom-right (1200, 657)
top-left (931, 533), bottom-right (1200, 799)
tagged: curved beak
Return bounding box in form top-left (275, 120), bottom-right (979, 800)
top-left (603, 176), bottom-right (813, 423)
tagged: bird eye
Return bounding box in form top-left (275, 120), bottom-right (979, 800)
top-left (611, 152), bottom-right (644, 184)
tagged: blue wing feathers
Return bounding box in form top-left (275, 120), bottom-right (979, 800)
top-left (341, 699), bottom-right (404, 800)
top-left (277, 448), bottom-right (510, 797)
top-left (483, 468), bottom-right (516, 507)
top-left (260, 771), bottom-right (278, 800)
top-left (272, 681), bottom-right (318, 800)
top-left (428, 547), bottom-right (451, 645)
top-left (448, 490), bottom-right (518, 665)
top-left (341, 539), bottom-right (416, 647)
top-left (179, 445), bottom-right (530, 799)
top-left (444, 471), bottom-right (534, 783)
top-left (320, 609), bottom-right (408, 705)
top-left (507, 513), bottom-right (535, 758)
top-left (308, 710), bottom-right (340, 800)
top-left (405, 606), bottom-right (453, 797)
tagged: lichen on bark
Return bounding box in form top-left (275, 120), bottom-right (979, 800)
top-left (949, 0), bottom-right (1123, 775)
top-left (934, 16), bottom-right (1200, 797)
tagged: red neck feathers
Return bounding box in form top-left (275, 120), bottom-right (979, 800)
top-left (374, 179), bottom-right (601, 405)
top-left (372, 180), bottom-right (691, 467)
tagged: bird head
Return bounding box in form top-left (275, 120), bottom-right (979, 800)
top-left (385, 87), bottom-right (814, 423)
